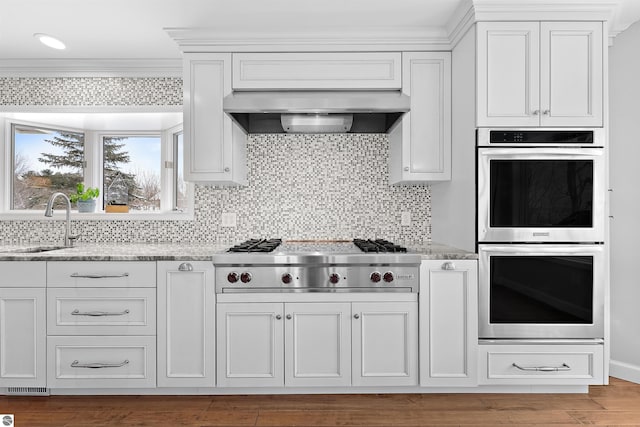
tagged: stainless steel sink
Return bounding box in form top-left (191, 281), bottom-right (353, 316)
top-left (0, 245), bottom-right (67, 254)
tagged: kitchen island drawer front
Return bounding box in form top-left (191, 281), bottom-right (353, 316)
top-left (479, 344), bottom-right (604, 385)
top-left (233, 52), bottom-right (402, 89)
top-left (47, 262), bottom-right (156, 288)
top-left (0, 261), bottom-right (46, 287)
top-left (47, 288), bottom-right (156, 335)
top-left (47, 336), bottom-right (156, 388)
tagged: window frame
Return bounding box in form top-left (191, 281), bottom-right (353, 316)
top-left (0, 116), bottom-right (192, 220)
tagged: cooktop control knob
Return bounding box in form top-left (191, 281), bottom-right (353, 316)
top-left (240, 272), bottom-right (252, 283)
top-left (370, 271), bottom-right (382, 283)
top-left (281, 273), bottom-right (293, 284)
top-left (329, 273), bottom-right (340, 284)
top-left (227, 272), bottom-right (239, 283)
top-left (383, 271), bottom-right (394, 283)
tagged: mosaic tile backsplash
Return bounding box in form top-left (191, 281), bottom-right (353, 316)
top-left (0, 77), bottom-right (431, 245)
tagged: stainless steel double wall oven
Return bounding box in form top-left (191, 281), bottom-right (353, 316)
top-left (477, 128), bottom-right (605, 339)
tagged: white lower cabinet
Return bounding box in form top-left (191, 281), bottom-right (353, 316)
top-left (46, 261), bottom-right (157, 389)
top-left (479, 343), bottom-right (605, 385)
top-left (420, 260), bottom-right (478, 387)
top-left (157, 261), bottom-right (216, 387)
top-left (352, 302), bottom-right (418, 386)
top-left (0, 287), bottom-right (46, 388)
top-left (47, 336), bottom-right (156, 388)
top-left (217, 299), bottom-right (417, 388)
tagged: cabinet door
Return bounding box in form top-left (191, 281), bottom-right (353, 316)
top-left (0, 288), bottom-right (46, 387)
top-left (389, 52), bottom-right (451, 183)
top-left (183, 53), bottom-right (247, 184)
top-left (157, 261), bottom-right (215, 387)
top-left (217, 302), bottom-right (284, 387)
top-left (476, 22), bottom-right (540, 127)
top-left (352, 301), bottom-right (418, 386)
top-left (540, 22), bottom-right (603, 127)
top-left (284, 302), bottom-right (351, 387)
top-left (420, 260), bottom-right (478, 387)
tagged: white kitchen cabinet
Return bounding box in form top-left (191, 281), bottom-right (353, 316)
top-left (352, 301), bottom-right (418, 387)
top-left (232, 52), bottom-right (402, 89)
top-left (183, 53), bottom-right (247, 184)
top-left (216, 302), bottom-right (284, 387)
top-left (477, 21), bottom-right (603, 127)
top-left (420, 260), bottom-right (478, 387)
top-left (46, 261), bottom-right (158, 389)
top-left (157, 261), bottom-right (216, 387)
top-left (389, 52), bottom-right (451, 183)
top-left (0, 287), bottom-right (46, 388)
top-left (284, 302), bottom-right (351, 387)
top-left (478, 342), bottom-right (604, 385)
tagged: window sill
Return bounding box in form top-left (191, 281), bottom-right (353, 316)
top-left (0, 210), bottom-right (194, 221)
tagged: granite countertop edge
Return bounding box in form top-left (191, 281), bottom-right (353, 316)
top-left (0, 242), bottom-right (478, 261)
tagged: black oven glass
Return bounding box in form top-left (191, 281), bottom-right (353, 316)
top-left (490, 160), bottom-right (593, 228)
top-left (489, 131), bottom-right (594, 144)
top-left (490, 255), bottom-right (593, 324)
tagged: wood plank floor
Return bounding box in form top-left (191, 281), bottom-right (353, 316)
top-left (2, 377), bottom-right (640, 426)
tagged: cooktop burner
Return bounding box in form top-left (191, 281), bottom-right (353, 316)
top-left (353, 239), bottom-right (408, 253)
top-left (227, 238), bottom-right (282, 253)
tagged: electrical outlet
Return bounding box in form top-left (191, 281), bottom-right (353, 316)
top-left (401, 211), bottom-right (411, 226)
top-left (221, 212), bottom-right (237, 228)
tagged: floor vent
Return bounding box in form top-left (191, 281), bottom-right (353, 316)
top-left (6, 387), bottom-right (49, 396)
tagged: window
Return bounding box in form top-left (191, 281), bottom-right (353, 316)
top-left (11, 124), bottom-right (84, 210)
top-left (3, 113), bottom-right (189, 218)
top-left (102, 135), bottom-right (162, 211)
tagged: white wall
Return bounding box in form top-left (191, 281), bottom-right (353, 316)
top-left (609, 20), bottom-right (640, 383)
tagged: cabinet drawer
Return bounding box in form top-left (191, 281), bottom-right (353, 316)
top-left (233, 52), bottom-right (401, 89)
top-left (47, 336), bottom-right (156, 388)
top-left (479, 344), bottom-right (604, 385)
top-left (0, 261), bottom-right (46, 287)
top-left (47, 288), bottom-right (156, 335)
top-left (47, 261), bottom-right (156, 288)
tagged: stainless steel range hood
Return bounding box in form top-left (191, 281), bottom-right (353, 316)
top-left (223, 91), bottom-right (410, 134)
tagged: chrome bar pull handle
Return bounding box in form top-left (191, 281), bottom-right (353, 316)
top-left (178, 262), bottom-right (193, 272)
top-left (512, 362), bottom-right (571, 372)
top-left (70, 272), bottom-right (130, 279)
top-left (71, 359), bottom-right (129, 369)
top-left (71, 309), bottom-right (130, 317)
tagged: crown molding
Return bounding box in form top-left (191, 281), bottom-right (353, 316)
top-left (164, 27), bottom-right (452, 52)
top-left (0, 59), bottom-right (182, 78)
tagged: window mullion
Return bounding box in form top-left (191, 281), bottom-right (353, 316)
top-left (84, 131), bottom-right (102, 212)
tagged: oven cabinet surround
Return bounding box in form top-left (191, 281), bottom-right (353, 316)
top-left (181, 51), bottom-right (451, 185)
top-left (46, 262), bottom-right (157, 388)
top-left (476, 21), bottom-right (603, 127)
top-left (157, 261), bottom-right (216, 387)
top-left (183, 53), bottom-right (247, 185)
top-left (419, 259), bottom-right (478, 387)
top-left (216, 295), bottom-right (418, 388)
top-left (389, 52), bottom-right (452, 183)
top-left (0, 262), bottom-right (47, 388)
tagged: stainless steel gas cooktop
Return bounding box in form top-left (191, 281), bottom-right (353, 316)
top-left (213, 239), bottom-right (420, 293)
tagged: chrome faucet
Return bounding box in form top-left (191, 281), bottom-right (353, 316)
top-left (44, 192), bottom-right (79, 247)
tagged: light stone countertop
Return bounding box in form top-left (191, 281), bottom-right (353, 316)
top-left (0, 242), bottom-right (477, 261)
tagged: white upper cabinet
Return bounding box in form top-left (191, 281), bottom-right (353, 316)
top-left (477, 21), bottom-right (603, 127)
top-left (183, 53), bottom-right (247, 185)
top-left (389, 52), bottom-right (452, 183)
top-left (232, 52), bottom-right (402, 90)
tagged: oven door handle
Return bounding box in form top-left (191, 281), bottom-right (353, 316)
top-left (512, 362), bottom-right (571, 372)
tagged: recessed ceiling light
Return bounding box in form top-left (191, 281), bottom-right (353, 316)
top-left (33, 33), bottom-right (66, 50)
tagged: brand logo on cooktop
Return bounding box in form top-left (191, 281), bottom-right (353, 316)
top-left (395, 274), bottom-right (415, 280)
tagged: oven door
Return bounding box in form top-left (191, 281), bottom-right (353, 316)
top-left (478, 147), bottom-right (605, 243)
top-left (478, 244), bottom-right (605, 339)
